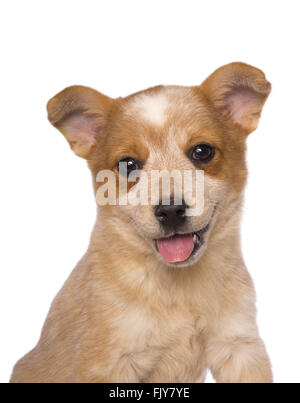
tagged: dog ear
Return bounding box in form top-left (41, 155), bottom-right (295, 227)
top-left (47, 86), bottom-right (113, 158)
top-left (200, 62), bottom-right (271, 134)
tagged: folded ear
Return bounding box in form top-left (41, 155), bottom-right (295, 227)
top-left (200, 62), bottom-right (271, 134)
top-left (47, 86), bottom-right (113, 158)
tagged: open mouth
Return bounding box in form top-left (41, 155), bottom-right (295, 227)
top-left (155, 224), bottom-right (209, 263)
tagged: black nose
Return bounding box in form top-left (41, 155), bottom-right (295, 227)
top-left (155, 198), bottom-right (187, 229)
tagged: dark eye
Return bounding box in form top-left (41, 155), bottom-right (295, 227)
top-left (189, 143), bottom-right (215, 163)
top-left (118, 157), bottom-right (142, 177)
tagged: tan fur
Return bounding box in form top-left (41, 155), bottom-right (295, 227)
top-left (11, 62), bottom-right (272, 383)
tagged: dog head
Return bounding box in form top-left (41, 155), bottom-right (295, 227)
top-left (47, 62), bottom-right (271, 267)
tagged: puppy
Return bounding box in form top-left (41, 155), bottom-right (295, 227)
top-left (11, 62), bottom-right (272, 383)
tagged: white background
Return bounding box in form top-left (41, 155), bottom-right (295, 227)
top-left (1, 0), bottom-right (299, 383)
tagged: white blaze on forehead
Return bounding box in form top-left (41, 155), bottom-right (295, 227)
top-left (130, 92), bottom-right (169, 126)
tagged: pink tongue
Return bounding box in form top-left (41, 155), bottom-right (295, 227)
top-left (157, 234), bottom-right (194, 263)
